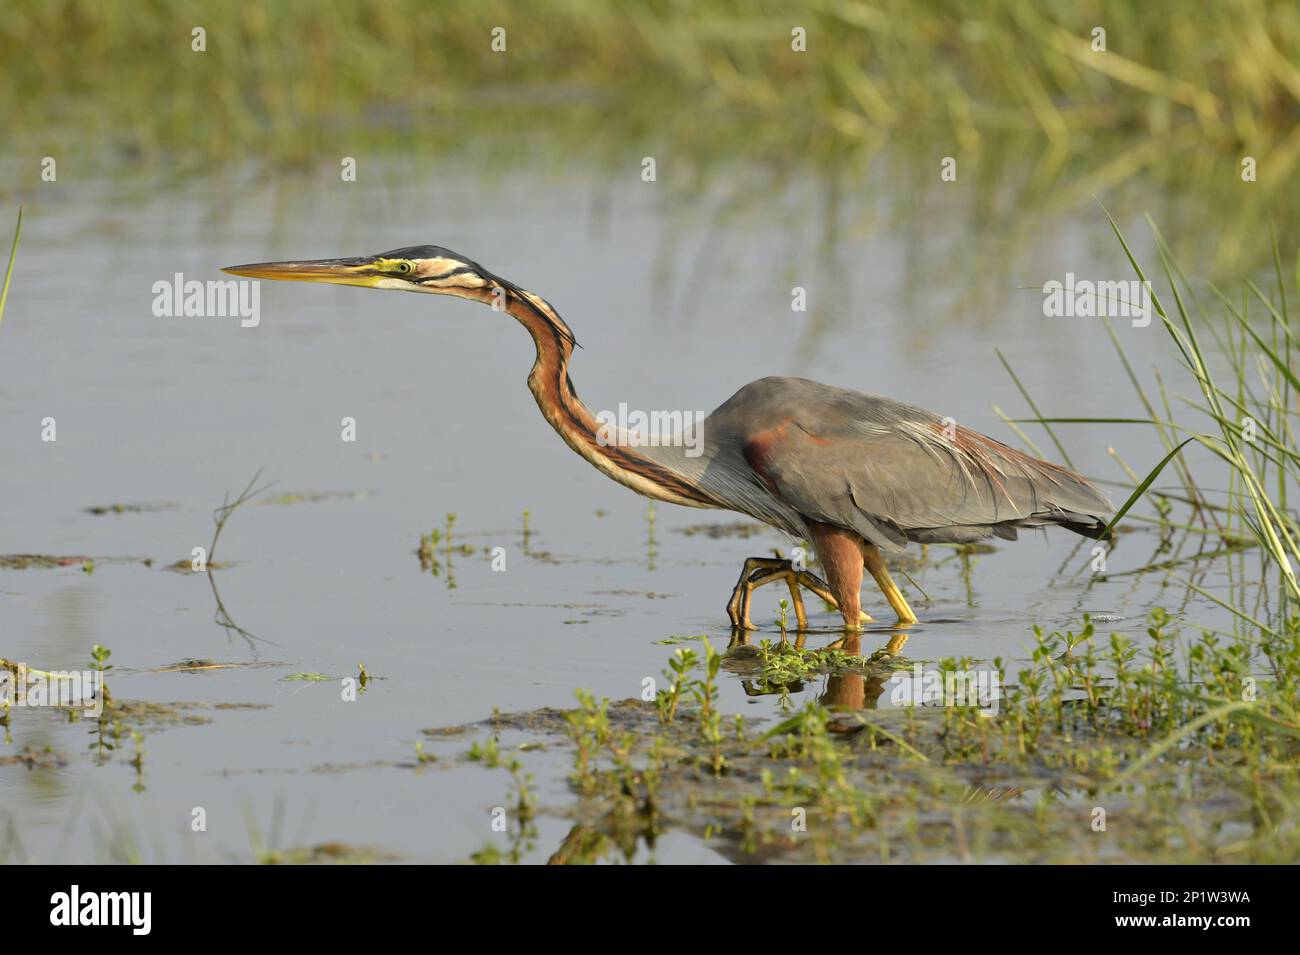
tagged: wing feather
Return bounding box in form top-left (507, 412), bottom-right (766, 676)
top-left (705, 377), bottom-right (1112, 554)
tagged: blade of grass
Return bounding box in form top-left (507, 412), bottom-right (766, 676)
top-left (1168, 572), bottom-right (1279, 638)
top-left (1101, 438), bottom-right (1195, 538)
top-left (0, 206), bottom-right (22, 327)
top-left (1106, 700), bottom-right (1257, 789)
top-left (995, 348), bottom-right (1074, 469)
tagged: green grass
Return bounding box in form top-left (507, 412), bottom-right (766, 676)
top-left (3, 2), bottom-right (1299, 271)
top-left (1014, 214), bottom-right (1300, 624)
top-left (0, 207), bottom-right (20, 329)
top-left (6, 0), bottom-right (1297, 161)
top-left (1109, 216), bottom-right (1300, 607)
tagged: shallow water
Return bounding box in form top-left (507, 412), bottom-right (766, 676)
top-left (0, 165), bottom-right (1248, 862)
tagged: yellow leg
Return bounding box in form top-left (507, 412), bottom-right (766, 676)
top-left (863, 546), bottom-right (918, 625)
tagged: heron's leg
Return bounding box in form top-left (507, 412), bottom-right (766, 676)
top-left (726, 558), bottom-right (789, 627)
top-left (806, 523), bottom-right (868, 630)
top-left (864, 545), bottom-right (918, 625)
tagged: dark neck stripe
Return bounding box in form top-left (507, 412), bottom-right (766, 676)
top-left (504, 285), bottom-right (715, 506)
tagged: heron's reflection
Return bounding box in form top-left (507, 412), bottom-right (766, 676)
top-left (546, 629), bottom-right (915, 863)
top-left (727, 628), bottom-right (910, 709)
top-left (819, 631), bottom-right (909, 712)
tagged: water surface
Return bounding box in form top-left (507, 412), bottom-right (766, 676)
top-left (0, 164), bottom-right (1243, 862)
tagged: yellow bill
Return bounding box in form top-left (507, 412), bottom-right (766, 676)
top-left (222, 257), bottom-right (386, 288)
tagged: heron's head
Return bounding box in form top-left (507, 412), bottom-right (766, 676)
top-left (222, 246), bottom-right (496, 301)
top-left (223, 244), bottom-right (579, 348)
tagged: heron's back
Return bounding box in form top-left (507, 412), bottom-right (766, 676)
top-left (697, 376), bottom-right (1113, 552)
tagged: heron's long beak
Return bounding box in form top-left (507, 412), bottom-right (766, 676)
top-left (222, 257), bottom-right (383, 287)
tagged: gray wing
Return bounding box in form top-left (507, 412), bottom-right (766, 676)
top-left (704, 377), bottom-right (1113, 555)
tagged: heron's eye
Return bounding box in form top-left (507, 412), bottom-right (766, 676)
top-left (395, 261), bottom-right (413, 274)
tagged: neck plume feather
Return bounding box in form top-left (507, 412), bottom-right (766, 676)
top-left (476, 280), bottom-right (717, 508)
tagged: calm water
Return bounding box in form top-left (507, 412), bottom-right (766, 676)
top-left (0, 164), bottom-right (1242, 862)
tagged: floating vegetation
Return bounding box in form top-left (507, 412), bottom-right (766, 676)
top-left (1, 644), bottom-right (269, 745)
top-left (98, 700), bottom-right (269, 727)
top-left (0, 746), bottom-right (65, 770)
top-left (725, 637), bottom-right (904, 703)
top-left (147, 659), bottom-right (284, 674)
top-left (258, 490), bottom-right (373, 506)
top-left (417, 513), bottom-right (475, 583)
top-left (0, 555), bottom-right (146, 570)
top-left (675, 521), bottom-right (767, 539)
top-left (471, 610), bottom-right (1300, 863)
top-left (248, 826), bottom-right (398, 865)
top-left (0, 646), bottom-right (112, 712)
top-left (596, 589), bottom-right (676, 600)
top-left (0, 555), bottom-right (88, 570)
top-left (163, 559), bottom-right (229, 572)
top-left (256, 842), bottom-right (398, 865)
top-left (82, 501), bottom-right (177, 516)
top-left (421, 725), bottom-right (471, 738)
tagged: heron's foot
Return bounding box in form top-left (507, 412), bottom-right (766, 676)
top-left (726, 558), bottom-right (870, 631)
top-left (726, 557), bottom-right (786, 630)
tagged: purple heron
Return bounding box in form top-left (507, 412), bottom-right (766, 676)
top-left (224, 247), bottom-right (1113, 631)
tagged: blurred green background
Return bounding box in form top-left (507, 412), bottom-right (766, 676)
top-left (3, 0), bottom-right (1299, 273)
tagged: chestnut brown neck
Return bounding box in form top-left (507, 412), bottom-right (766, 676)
top-left (474, 281), bottom-right (717, 508)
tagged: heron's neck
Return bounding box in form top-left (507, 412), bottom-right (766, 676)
top-left (490, 282), bottom-right (717, 509)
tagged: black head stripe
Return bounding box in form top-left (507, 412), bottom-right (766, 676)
top-left (380, 245), bottom-right (488, 273)
top-left (417, 265), bottom-right (481, 284)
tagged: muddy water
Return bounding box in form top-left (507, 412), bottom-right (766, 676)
top-left (0, 167), bottom-right (1240, 862)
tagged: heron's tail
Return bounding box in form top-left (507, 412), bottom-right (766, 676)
top-left (1019, 468), bottom-right (1114, 541)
